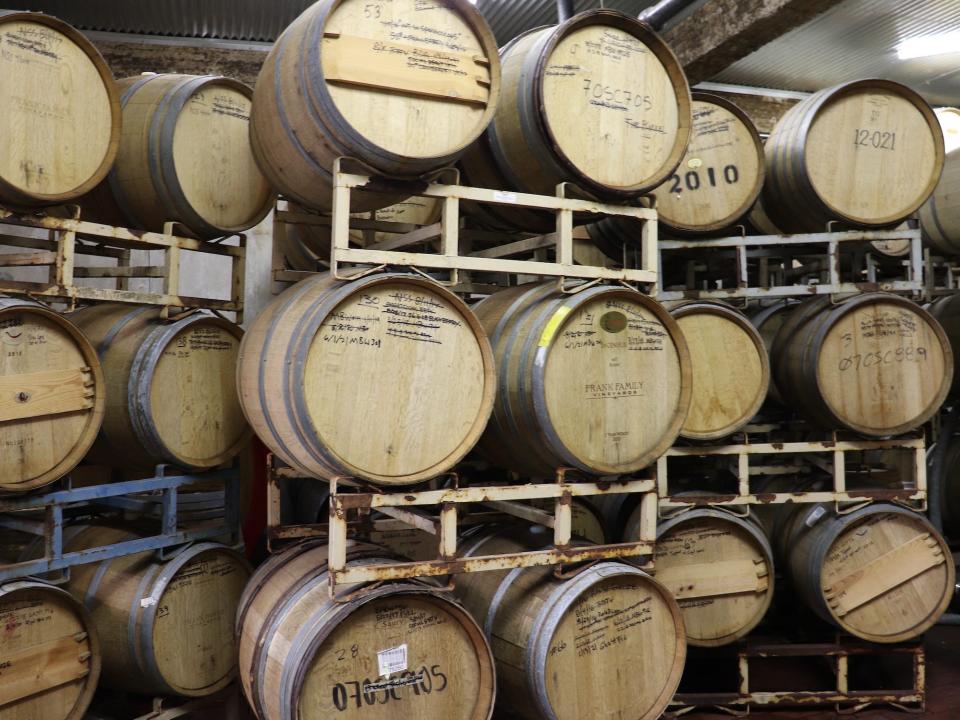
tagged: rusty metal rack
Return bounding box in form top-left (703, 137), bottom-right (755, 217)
top-left (667, 636), bottom-right (924, 715)
top-left (923, 248), bottom-right (960, 299)
top-left (266, 458), bottom-right (658, 597)
top-left (0, 467), bottom-right (242, 583)
top-left (271, 158), bottom-right (657, 290)
top-left (0, 208), bottom-right (246, 319)
top-left (657, 226), bottom-right (923, 301)
top-left (657, 435), bottom-right (926, 513)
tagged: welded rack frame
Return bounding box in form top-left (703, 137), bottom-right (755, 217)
top-left (657, 227), bottom-right (923, 301)
top-left (0, 209), bottom-right (246, 320)
top-left (667, 637), bottom-right (924, 715)
top-left (265, 459), bottom-right (658, 598)
top-left (271, 158), bottom-right (658, 289)
top-left (0, 467), bottom-right (241, 583)
top-left (656, 436), bottom-right (926, 513)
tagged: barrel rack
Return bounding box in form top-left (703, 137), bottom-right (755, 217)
top-left (0, 207), bottom-right (246, 321)
top-left (666, 636), bottom-right (925, 716)
top-left (0, 467), bottom-right (242, 583)
top-left (923, 248), bottom-right (960, 300)
top-left (657, 226), bottom-right (923, 301)
top-left (271, 159), bottom-right (658, 292)
top-left (265, 456), bottom-right (658, 597)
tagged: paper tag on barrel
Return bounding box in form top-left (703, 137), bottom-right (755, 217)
top-left (377, 644), bottom-right (408, 676)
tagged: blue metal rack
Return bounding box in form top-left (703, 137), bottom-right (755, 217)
top-left (0, 465), bottom-right (242, 582)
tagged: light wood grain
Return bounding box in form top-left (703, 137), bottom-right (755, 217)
top-left (936, 107), bottom-right (960, 153)
top-left (919, 148), bottom-right (960, 256)
top-left (0, 12), bottom-right (119, 207)
top-left (0, 299), bottom-right (104, 493)
top-left (0, 581), bottom-right (99, 720)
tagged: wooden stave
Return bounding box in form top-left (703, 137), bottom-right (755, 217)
top-left (236, 273), bottom-right (496, 485)
top-left (0, 579), bottom-right (101, 720)
top-left (770, 292), bottom-right (953, 436)
top-left (763, 79), bottom-right (944, 233)
top-left (627, 506), bottom-right (775, 647)
top-left (669, 300), bottom-right (770, 440)
top-left (652, 93), bottom-right (765, 236)
top-left (919, 147), bottom-right (960, 256)
top-left (69, 304), bottom-right (250, 471)
top-left (0, 11), bottom-right (121, 208)
top-left (455, 527), bottom-right (686, 720)
top-left (91, 74), bottom-right (274, 239)
top-left (473, 282), bottom-right (691, 478)
top-left (236, 539), bottom-right (496, 720)
top-left (926, 294), bottom-right (960, 396)
top-left (747, 300), bottom-right (799, 406)
top-left (250, 0), bottom-right (501, 214)
top-left (940, 439), bottom-right (960, 536)
top-left (775, 503), bottom-right (954, 643)
top-left (29, 525), bottom-right (250, 697)
top-left (0, 297), bottom-right (106, 494)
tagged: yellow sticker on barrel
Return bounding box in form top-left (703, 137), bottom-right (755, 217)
top-left (539, 306), bottom-right (572, 347)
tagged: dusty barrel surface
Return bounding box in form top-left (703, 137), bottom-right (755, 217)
top-left (0, 580), bottom-right (100, 720)
top-left (236, 540), bottom-right (496, 720)
top-left (86, 73), bottom-right (274, 238)
top-left (762, 79), bottom-right (944, 232)
top-left (460, 8), bottom-right (691, 232)
top-left (626, 507), bottom-right (774, 647)
top-left (27, 525), bottom-right (249, 697)
top-left (250, 0), bottom-right (500, 213)
top-left (69, 304), bottom-right (250, 471)
top-left (0, 11), bottom-right (120, 207)
top-left (774, 503), bottom-right (953, 643)
top-left (670, 301), bottom-right (769, 440)
top-left (455, 528), bottom-right (686, 720)
top-left (473, 282), bottom-right (691, 477)
top-left (237, 273), bottom-right (495, 485)
top-left (919, 148), bottom-right (960, 256)
top-left (771, 292), bottom-right (952, 436)
top-left (0, 298), bottom-right (105, 493)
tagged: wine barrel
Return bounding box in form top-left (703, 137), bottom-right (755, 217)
top-left (625, 507), bottom-right (774, 647)
top-left (919, 148), bottom-right (960, 256)
top-left (236, 540), bottom-right (495, 720)
top-left (771, 293), bottom-right (952, 436)
top-left (456, 528), bottom-right (686, 720)
top-left (237, 273), bottom-right (495, 485)
top-left (0, 580), bottom-right (100, 720)
top-left (86, 74), bottom-right (274, 238)
top-left (69, 304), bottom-right (250, 471)
top-left (282, 197), bottom-right (443, 271)
top-left (938, 437), bottom-right (960, 536)
top-left (46, 525), bottom-right (250, 697)
top-left (928, 294), bottom-right (960, 395)
top-left (474, 282), bottom-right (691, 477)
top-left (0, 298), bottom-right (105, 493)
top-left (775, 503), bottom-right (953, 643)
top-left (763, 79), bottom-right (944, 233)
top-left (250, 0), bottom-right (500, 214)
top-left (460, 9), bottom-right (691, 232)
top-left (745, 195), bottom-right (785, 236)
top-left (747, 300), bottom-right (799, 405)
top-left (0, 11), bottom-right (120, 208)
top-left (670, 301), bottom-right (769, 440)
top-left (936, 106), bottom-right (960, 153)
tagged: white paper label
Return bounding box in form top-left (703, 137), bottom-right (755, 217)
top-left (377, 644), bottom-right (408, 677)
top-left (140, 596), bottom-right (157, 608)
top-left (493, 190), bottom-right (518, 203)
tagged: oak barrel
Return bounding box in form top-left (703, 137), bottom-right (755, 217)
top-left (69, 304), bottom-right (250, 470)
top-left (936, 106), bottom-right (960, 153)
top-left (770, 292), bottom-right (952, 436)
top-left (456, 528), bottom-right (686, 720)
top-left (0, 298), bottom-right (105, 493)
top-left (762, 79), bottom-right (944, 232)
top-left (919, 148), bottom-right (960, 256)
top-left (281, 197), bottom-right (443, 271)
top-left (44, 525), bottom-right (250, 697)
top-left (774, 503), bottom-right (953, 643)
top-left (474, 282), bottom-right (690, 477)
top-left (0, 580), bottom-right (100, 720)
top-left (0, 11), bottom-right (120, 208)
top-left (236, 540), bottom-right (496, 720)
top-left (670, 301), bottom-right (769, 440)
top-left (87, 74), bottom-right (274, 238)
top-left (747, 300), bottom-right (799, 405)
top-left (625, 507), bottom-right (774, 647)
top-left (237, 273), bottom-right (495, 485)
top-left (928, 294), bottom-right (960, 395)
top-left (938, 438), bottom-right (960, 536)
top-left (250, 0), bottom-right (500, 213)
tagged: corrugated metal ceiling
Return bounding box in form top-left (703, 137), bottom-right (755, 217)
top-left (715, 0), bottom-right (960, 106)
